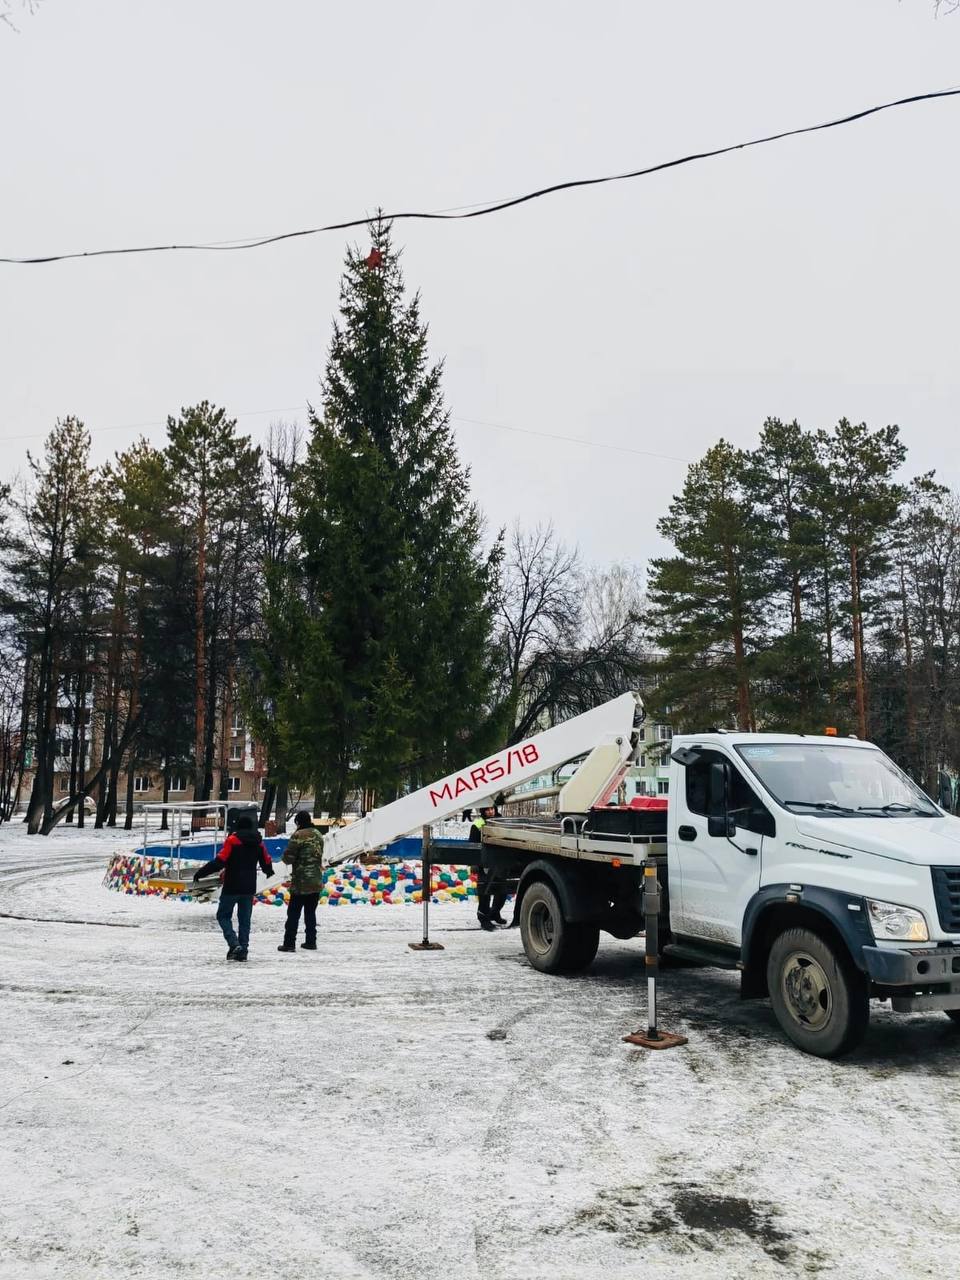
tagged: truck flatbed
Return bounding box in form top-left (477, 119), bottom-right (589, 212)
top-left (485, 816), bottom-right (667, 865)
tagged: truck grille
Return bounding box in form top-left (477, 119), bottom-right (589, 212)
top-left (931, 867), bottom-right (960, 933)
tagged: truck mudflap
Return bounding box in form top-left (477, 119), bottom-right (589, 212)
top-left (864, 945), bottom-right (960, 1012)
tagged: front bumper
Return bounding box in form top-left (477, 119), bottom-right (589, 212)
top-left (863, 945), bottom-right (960, 1012)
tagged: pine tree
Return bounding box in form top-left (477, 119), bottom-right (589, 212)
top-left (648, 440), bottom-right (771, 731)
top-left (100, 440), bottom-right (194, 829)
top-left (743, 420), bottom-right (833, 729)
top-left (4, 419), bottom-right (100, 833)
top-left (292, 219), bottom-right (498, 811)
top-left (165, 403), bottom-right (260, 801)
top-left (245, 424), bottom-right (304, 831)
top-left (818, 419), bottom-right (906, 740)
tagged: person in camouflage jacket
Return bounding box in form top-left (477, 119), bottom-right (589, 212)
top-left (277, 811), bottom-right (325, 952)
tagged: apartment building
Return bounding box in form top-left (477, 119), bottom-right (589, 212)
top-left (126, 711), bottom-right (267, 804)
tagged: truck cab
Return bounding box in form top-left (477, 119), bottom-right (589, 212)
top-left (666, 731), bottom-right (960, 1055)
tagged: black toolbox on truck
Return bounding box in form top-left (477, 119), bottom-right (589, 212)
top-left (585, 798), bottom-right (668, 837)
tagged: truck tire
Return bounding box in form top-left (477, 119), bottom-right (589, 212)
top-left (520, 881), bottom-right (600, 975)
top-left (766, 927), bottom-right (869, 1058)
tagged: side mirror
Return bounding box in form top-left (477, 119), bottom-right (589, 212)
top-left (708, 814), bottom-right (737, 838)
top-left (707, 761), bottom-right (735, 837)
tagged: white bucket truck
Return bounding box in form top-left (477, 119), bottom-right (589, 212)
top-left (324, 693), bottom-right (960, 1057)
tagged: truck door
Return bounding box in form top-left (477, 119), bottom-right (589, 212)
top-left (672, 748), bottom-right (769, 947)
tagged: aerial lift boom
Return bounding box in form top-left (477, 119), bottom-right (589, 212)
top-left (322, 691), bottom-right (643, 867)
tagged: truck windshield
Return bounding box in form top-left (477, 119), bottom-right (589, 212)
top-left (734, 744), bottom-right (939, 818)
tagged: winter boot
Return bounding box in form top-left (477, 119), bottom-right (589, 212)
top-left (277, 942), bottom-right (296, 953)
top-left (301, 940), bottom-right (317, 951)
top-left (477, 912), bottom-right (496, 933)
top-left (490, 913), bottom-right (508, 926)
top-left (226, 945), bottom-right (240, 960)
top-left (233, 947), bottom-right (248, 962)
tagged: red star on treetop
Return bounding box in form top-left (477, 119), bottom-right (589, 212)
top-left (364, 248), bottom-right (383, 270)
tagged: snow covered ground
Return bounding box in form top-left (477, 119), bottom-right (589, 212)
top-left (2, 823), bottom-right (960, 1280)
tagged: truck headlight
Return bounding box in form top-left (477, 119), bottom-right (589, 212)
top-left (866, 898), bottom-right (929, 942)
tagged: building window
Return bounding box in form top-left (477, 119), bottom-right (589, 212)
top-left (657, 779), bottom-right (670, 796)
top-left (229, 742), bottom-right (243, 762)
top-left (638, 726), bottom-right (645, 741)
top-left (133, 776), bottom-right (151, 793)
top-left (58, 776), bottom-right (69, 794)
top-left (226, 776), bottom-right (241, 793)
top-left (231, 712), bottom-right (244, 736)
top-left (638, 754), bottom-right (646, 769)
top-left (169, 775), bottom-right (187, 793)
top-left (259, 776), bottom-right (268, 791)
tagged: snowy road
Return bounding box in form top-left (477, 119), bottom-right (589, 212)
top-left (2, 825), bottom-right (960, 1279)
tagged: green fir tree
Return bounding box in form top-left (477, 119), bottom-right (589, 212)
top-left (292, 219), bottom-right (499, 812)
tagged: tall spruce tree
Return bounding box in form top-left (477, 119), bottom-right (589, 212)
top-left (292, 219), bottom-right (498, 812)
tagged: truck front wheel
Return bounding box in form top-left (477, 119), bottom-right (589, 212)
top-left (767, 927), bottom-right (869, 1058)
top-left (520, 881), bottom-right (599, 975)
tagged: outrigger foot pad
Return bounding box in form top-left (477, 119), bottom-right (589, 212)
top-left (622, 1029), bottom-right (688, 1050)
top-left (408, 941), bottom-right (445, 951)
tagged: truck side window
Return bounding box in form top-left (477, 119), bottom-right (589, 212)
top-left (685, 753), bottom-right (715, 816)
top-left (685, 750), bottom-right (772, 836)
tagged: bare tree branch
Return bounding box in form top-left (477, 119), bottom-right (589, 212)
top-left (1, 1), bottom-right (42, 33)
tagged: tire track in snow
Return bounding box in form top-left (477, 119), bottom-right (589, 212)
top-left (471, 978), bottom-right (634, 1278)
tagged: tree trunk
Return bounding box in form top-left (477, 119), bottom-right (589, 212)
top-left (849, 544), bottom-right (868, 740)
top-left (259, 780), bottom-right (276, 828)
top-left (823, 565), bottom-right (835, 718)
top-left (161, 766), bottom-right (170, 832)
top-left (899, 562), bottom-right (916, 767)
top-left (124, 762), bottom-right (135, 831)
top-left (725, 547), bottom-right (752, 731)
top-left (39, 706), bottom-right (144, 836)
top-left (76, 666), bottom-right (87, 830)
top-left (193, 496), bottom-right (207, 802)
top-left (66, 702), bottom-right (79, 824)
top-left (274, 778), bottom-right (289, 834)
top-left (791, 572), bottom-right (802, 634)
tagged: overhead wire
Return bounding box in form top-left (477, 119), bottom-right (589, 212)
top-left (2, 87), bottom-right (958, 265)
top-left (1, 407), bottom-right (693, 467)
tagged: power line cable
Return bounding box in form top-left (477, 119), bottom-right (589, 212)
top-left (1, 405), bottom-right (307, 444)
top-left (453, 416), bottom-right (691, 465)
top-left (1, 407), bottom-right (693, 467)
top-left (2, 87), bottom-right (958, 266)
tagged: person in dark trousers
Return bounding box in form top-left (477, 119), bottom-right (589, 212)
top-left (193, 814), bottom-right (274, 961)
top-left (277, 811), bottom-right (325, 952)
top-left (471, 805), bottom-right (507, 931)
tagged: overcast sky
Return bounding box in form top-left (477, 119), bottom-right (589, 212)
top-left (1, 1), bottom-right (957, 572)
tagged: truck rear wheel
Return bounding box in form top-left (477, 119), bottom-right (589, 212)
top-left (520, 881), bottom-right (599, 975)
top-left (767, 927), bottom-right (869, 1058)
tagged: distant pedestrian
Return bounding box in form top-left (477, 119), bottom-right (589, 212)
top-left (193, 814), bottom-right (274, 962)
top-left (277, 811), bottom-right (325, 952)
top-left (471, 804), bottom-right (507, 931)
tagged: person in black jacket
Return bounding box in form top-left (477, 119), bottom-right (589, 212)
top-left (193, 814), bottom-right (274, 961)
top-left (471, 805), bottom-right (507, 931)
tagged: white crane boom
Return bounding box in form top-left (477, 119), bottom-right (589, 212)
top-left (322, 691), bottom-right (643, 867)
